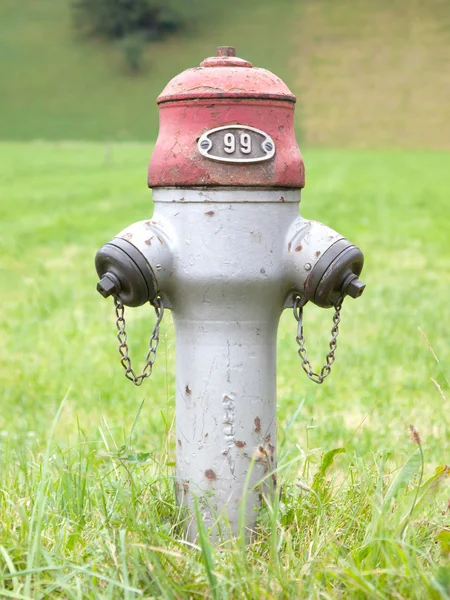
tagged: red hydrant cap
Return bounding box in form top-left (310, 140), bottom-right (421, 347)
top-left (157, 46), bottom-right (296, 104)
top-left (148, 47), bottom-right (304, 189)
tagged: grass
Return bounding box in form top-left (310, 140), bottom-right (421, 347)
top-left (0, 141), bottom-right (450, 597)
top-left (1, 0), bottom-right (449, 148)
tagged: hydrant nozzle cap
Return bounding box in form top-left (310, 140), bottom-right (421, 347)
top-left (95, 238), bottom-right (157, 308)
top-left (304, 240), bottom-right (365, 308)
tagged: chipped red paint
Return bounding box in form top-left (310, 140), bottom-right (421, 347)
top-left (148, 48), bottom-right (304, 189)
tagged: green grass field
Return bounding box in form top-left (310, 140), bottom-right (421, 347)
top-left (1, 142), bottom-right (449, 598)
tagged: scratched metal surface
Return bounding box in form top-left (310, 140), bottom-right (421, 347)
top-left (113, 188), bottom-right (354, 539)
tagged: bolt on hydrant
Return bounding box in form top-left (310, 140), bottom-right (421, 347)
top-left (95, 47), bottom-right (365, 540)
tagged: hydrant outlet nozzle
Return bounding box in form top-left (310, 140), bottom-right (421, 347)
top-left (304, 239), bottom-right (365, 308)
top-left (95, 238), bottom-right (157, 307)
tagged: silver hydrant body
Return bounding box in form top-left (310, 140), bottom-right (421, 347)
top-left (95, 48), bottom-right (365, 540)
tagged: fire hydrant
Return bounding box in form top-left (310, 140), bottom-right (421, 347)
top-left (95, 47), bottom-right (365, 540)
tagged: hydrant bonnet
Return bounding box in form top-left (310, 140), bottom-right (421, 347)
top-left (148, 46), bottom-right (304, 189)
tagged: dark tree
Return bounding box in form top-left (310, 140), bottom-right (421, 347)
top-left (72, 0), bottom-right (182, 70)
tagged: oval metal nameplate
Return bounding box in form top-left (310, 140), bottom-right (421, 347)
top-left (198, 125), bottom-right (275, 164)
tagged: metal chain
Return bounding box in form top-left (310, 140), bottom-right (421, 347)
top-left (113, 295), bottom-right (164, 386)
top-left (293, 294), bottom-right (343, 384)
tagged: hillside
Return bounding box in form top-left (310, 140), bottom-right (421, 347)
top-left (1, 0), bottom-right (449, 148)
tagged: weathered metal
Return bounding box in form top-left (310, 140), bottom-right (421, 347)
top-left (95, 47), bottom-right (365, 542)
top-left (148, 48), bottom-right (303, 189)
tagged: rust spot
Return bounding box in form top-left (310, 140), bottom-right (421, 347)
top-left (235, 441), bottom-right (246, 448)
top-left (295, 244), bottom-right (303, 252)
top-left (265, 434), bottom-right (271, 443)
top-left (179, 197), bottom-right (185, 202)
top-left (185, 385), bottom-right (191, 395)
top-left (175, 482), bottom-right (180, 492)
top-left (279, 196), bottom-right (285, 203)
top-left (205, 469), bottom-right (217, 481)
top-left (255, 445), bottom-right (269, 465)
top-left (268, 444), bottom-right (275, 454)
top-left (204, 433), bottom-right (209, 438)
top-left (183, 480), bottom-right (189, 493)
top-left (254, 417), bottom-right (261, 434)
top-left (222, 449), bottom-right (229, 456)
top-left (204, 210), bottom-right (215, 216)
top-left (145, 237), bottom-right (154, 246)
top-left (157, 237), bottom-right (163, 244)
top-left (272, 473), bottom-right (277, 487)
top-left (122, 232), bottom-right (133, 241)
top-left (315, 250), bottom-right (321, 257)
top-left (288, 242), bottom-right (292, 252)
top-left (177, 439), bottom-right (182, 448)
top-left (278, 125), bottom-right (285, 132)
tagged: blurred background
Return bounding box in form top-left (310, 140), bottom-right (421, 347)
top-left (1, 0), bottom-right (449, 147)
top-left (1, 5), bottom-right (450, 593)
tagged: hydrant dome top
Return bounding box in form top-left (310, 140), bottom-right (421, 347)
top-left (157, 46), bottom-right (296, 104)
